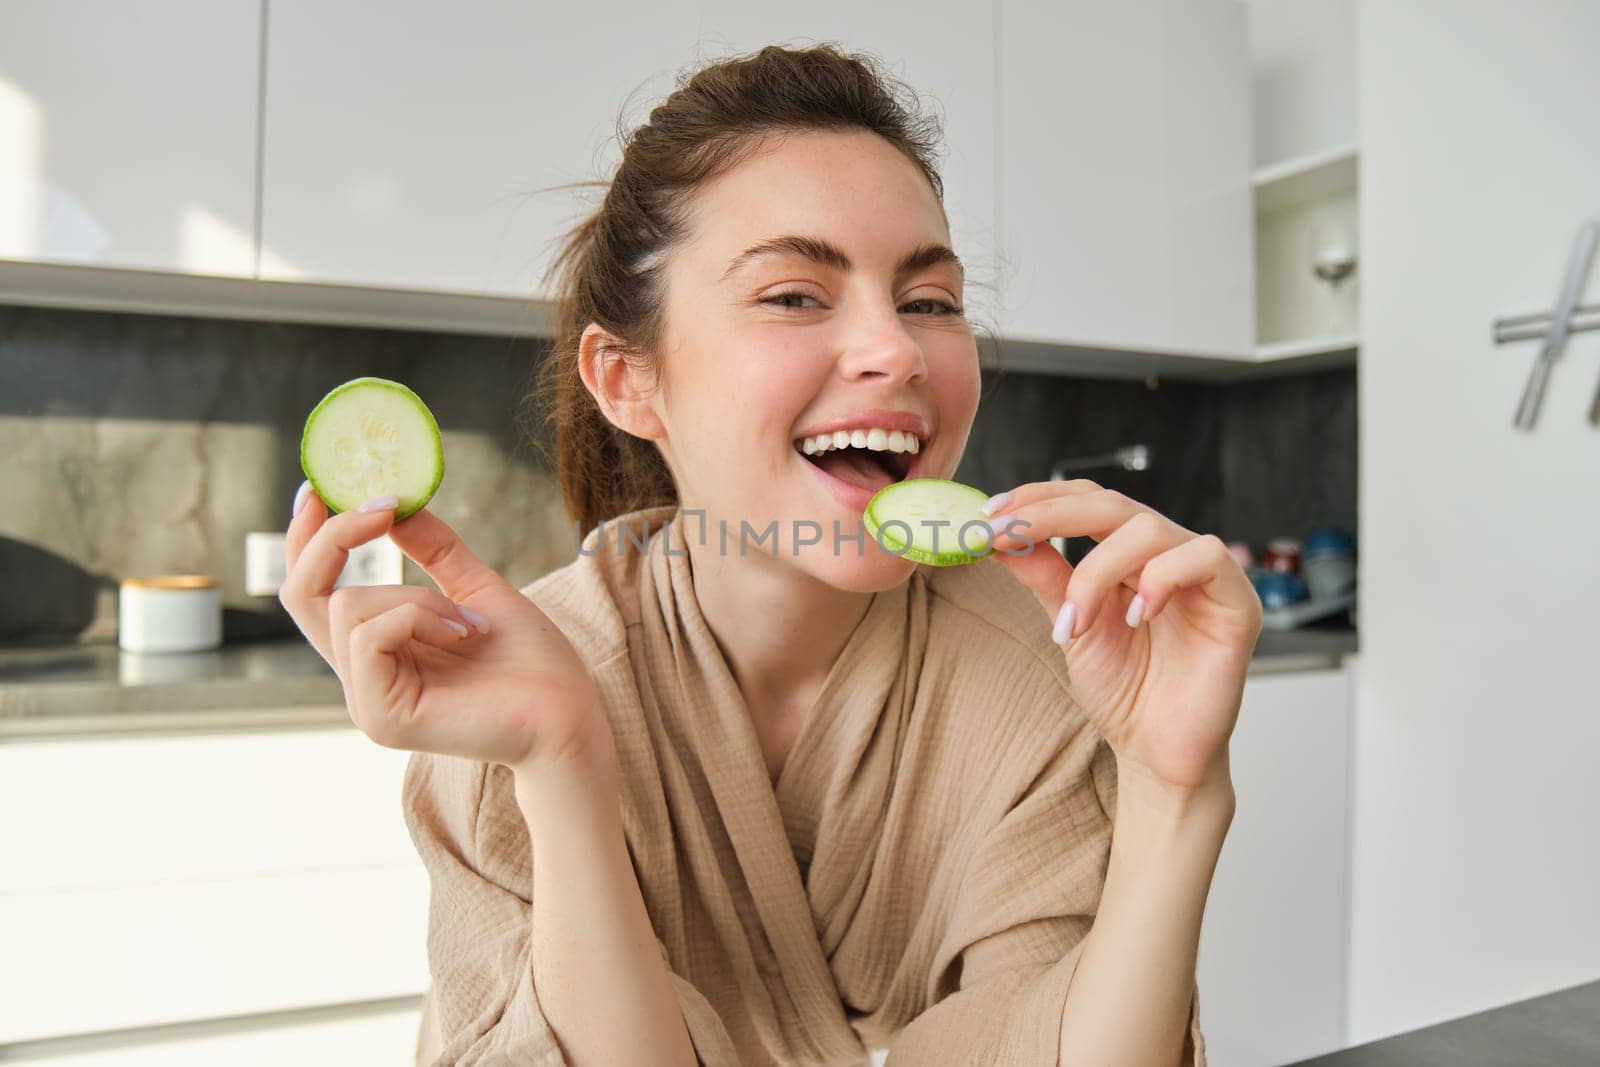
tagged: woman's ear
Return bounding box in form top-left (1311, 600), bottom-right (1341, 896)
top-left (577, 322), bottom-right (666, 441)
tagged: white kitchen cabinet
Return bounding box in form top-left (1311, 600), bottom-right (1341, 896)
top-left (258, 2), bottom-right (994, 308)
top-left (998, 0), bottom-right (1253, 358)
top-left (1246, 0), bottom-right (1356, 170)
top-left (258, 1), bottom-right (704, 297)
top-left (0, 0), bottom-right (260, 276)
top-left (1196, 667), bottom-right (1351, 1066)
top-left (0, 723), bottom-right (429, 1045)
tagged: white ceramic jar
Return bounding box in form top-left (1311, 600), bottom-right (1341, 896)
top-left (118, 575), bottom-right (222, 653)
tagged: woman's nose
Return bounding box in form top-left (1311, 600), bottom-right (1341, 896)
top-left (836, 304), bottom-right (928, 384)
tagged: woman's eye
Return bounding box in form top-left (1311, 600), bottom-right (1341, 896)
top-left (902, 298), bottom-right (964, 316)
top-left (761, 291), bottom-right (963, 315)
top-left (762, 291), bottom-right (820, 310)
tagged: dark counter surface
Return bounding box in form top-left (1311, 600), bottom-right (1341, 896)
top-left (0, 637), bottom-right (347, 737)
top-left (1292, 979), bottom-right (1600, 1066)
top-left (0, 626), bottom-right (1357, 739)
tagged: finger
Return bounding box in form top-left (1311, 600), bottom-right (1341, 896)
top-left (346, 601), bottom-right (472, 748)
top-left (979, 478), bottom-right (1103, 517)
top-left (285, 479), bottom-right (327, 576)
top-left (279, 500), bottom-right (403, 661)
top-left (327, 583), bottom-right (486, 680)
top-left (1134, 533), bottom-right (1261, 626)
top-left (988, 487), bottom-right (1158, 552)
top-left (384, 507), bottom-right (507, 603)
top-left (1061, 511), bottom-right (1190, 639)
top-left (990, 533), bottom-right (1075, 630)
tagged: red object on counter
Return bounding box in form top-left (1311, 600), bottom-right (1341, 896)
top-left (1262, 538), bottom-right (1303, 575)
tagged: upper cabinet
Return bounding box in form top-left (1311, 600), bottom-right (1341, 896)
top-left (997, 0), bottom-right (1253, 358)
top-left (0, 0), bottom-right (260, 276)
top-left (257, 2), bottom-right (994, 309)
top-left (1245, 0), bottom-right (1359, 358)
top-left (258, 2), bottom-right (705, 298)
top-left (1, 1), bottom-right (1277, 372)
top-left (1247, 0), bottom-right (1356, 170)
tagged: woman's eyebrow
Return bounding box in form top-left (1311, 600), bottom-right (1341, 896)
top-left (721, 234), bottom-right (963, 283)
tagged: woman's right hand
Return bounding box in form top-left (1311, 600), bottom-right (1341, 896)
top-left (279, 482), bottom-right (612, 774)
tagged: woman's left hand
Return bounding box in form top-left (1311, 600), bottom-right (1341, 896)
top-left (983, 481), bottom-right (1263, 797)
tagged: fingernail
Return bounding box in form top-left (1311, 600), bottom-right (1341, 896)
top-left (357, 494), bottom-right (399, 513)
top-left (987, 515), bottom-right (1019, 538)
top-left (979, 490), bottom-right (1014, 517)
top-left (1052, 600), bottom-right (1077, 645)
top-left (1126, 593), bottom-right (1145, 628)
top-left (292, 479), bottom-right (312, 518)
top-left (457, 604), bottom-right (491, 633)
top-left (441, 617), bottom-right (469, 638)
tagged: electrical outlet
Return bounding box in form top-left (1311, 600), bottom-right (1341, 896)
top-left (245, 531), bottom-right (404, 596)
top-left (338, 536), bottom-right (405, 589)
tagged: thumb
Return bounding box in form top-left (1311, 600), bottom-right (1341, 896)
top-left (386, 507), bottom-right (507, 602)
top-left (989, 536), bottom-right (1074, 623)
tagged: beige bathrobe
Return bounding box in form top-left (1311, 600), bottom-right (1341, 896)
top-left (404, 506), bottom-right (1206, 1065)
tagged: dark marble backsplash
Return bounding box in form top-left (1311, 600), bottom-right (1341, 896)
top-left (1, 303), bottom-right (1356, 645)
top-left (957, 363), bottom-right (1358, 565)
top-left (0, 304), bottom-right (570, 645)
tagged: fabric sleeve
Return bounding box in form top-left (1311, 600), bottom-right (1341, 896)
top-left (402, 751), bottom-right (741, 1066)
top-left (883, 725), bottom-right (1206, 1066)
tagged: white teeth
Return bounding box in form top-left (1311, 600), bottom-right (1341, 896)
top-left (796, 426), bottom-right (925, 456)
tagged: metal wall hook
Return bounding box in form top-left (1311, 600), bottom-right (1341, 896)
top-left (1491, 219), bottom-right (1598, 430)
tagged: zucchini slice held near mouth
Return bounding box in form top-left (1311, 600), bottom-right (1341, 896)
top-left (863, 477), bottom-right (995, 566)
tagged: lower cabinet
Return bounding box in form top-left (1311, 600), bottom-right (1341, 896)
top-left (2, 674), bottom-right (1353, 1062)
top-left (1197, 667), bottom-right (1353, 1065)
top-left (0, 721), bottom-right (429, 1056)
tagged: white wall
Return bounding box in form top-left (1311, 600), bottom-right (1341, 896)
top-left (1247, 0), bottom-right (1356, 166)
top-left (1351, 0), bottom-right (1600, 1044)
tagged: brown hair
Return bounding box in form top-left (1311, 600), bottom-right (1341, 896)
top-left (529, 42), bottom-right (980, 536)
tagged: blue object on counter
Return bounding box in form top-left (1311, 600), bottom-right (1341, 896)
top-left (1304, 525), bottom-right (1357, 560)
top-left (1250, 569), bottom-right (1310, 608)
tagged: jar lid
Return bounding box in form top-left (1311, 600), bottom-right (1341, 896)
top-left (121, 575), bottom-right (217, 589)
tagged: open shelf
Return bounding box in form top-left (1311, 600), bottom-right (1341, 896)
top-left (1253, 145), bottom-right (1359, 215)
top-left (1254, 333), bottom-right (1359, 362)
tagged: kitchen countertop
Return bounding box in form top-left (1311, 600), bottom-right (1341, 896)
top-left (1290, 979), bottom-right (1600, 1065)
top-left (0, 625), bottom-right (1357, 739)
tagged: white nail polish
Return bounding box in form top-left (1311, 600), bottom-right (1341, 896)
top-left (441, 617), bottom-right (469, 637)
top-left (1052, 601), bottom-right (1077, 645)
top-left (292, 479), bottom-right (312, 518)
top-left (982, 515), bottom-right (1017, 545)
top-left (1126, 593), bottom-right (1145, 628)
top-left (357, 494), bottom-right (399, 513)
top-left (979, 490), bottom-right (1014, 517)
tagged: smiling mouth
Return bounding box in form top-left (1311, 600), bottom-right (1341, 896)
top-left (794, 427), bottom-right (920, 493)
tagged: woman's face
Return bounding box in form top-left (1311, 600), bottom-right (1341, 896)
top-left (649, 128), bottom-right (981, 592)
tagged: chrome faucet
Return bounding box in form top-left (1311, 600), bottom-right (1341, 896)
top-left (1050, 444), bottom-right (1150, 481)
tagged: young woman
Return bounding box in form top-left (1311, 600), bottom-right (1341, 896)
top-left (280, 44), bottom-right (1260, 1067)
